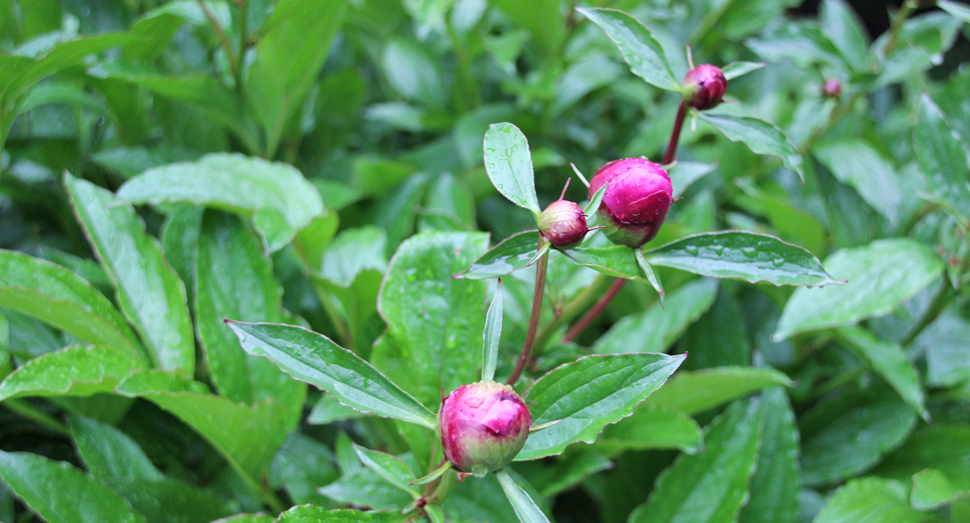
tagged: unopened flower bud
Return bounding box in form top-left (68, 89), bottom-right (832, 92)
top-left (438, 381), bottom-right (532, 476)
top-left (538, 199), bottom-right (588, 248)
top-left (681, 64), bottom-right (727, 110)
top-left (822, 78), bottom-right (841, 98)
top-left (588, 158), bottom-right (673, 248)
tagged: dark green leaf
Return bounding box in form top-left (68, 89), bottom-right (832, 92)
top-left (577, 8), bottom-right (680, 92)
top-left (645, 367), bottom-right (793, 415)
top-left (491, 0), bottom-right (563, 57)
top-left (274, 505), bottom-right (408, 522)
top-left (875, 425), bottom-right (970, 500)
top-left (483, 123), bottom-right (541, 216)
top-left (226, 321), bottom-right (436, 430)
top-left (161, 205), bottom-right (203, 292)
top-left (669, 162), bottom-right (717, 199)
top-left (482, 280), bottom-right (503, 382)
top-left (700, 113), bottom-right (804, 181)
top-left (317, 468), bottom-right (413, 511)
top-left (0, 345), bottom-right (146, 401)
top-left (813, 477), bottom-right (927, 523)
top-left (105, 477), bottom-right (234, 523)
top-left (307, 393), bottom-right (368, 425)
top-left (495, 469), bottom-right (551, 523)
top-left (454, 231), bottom-right (541, 280)
top-left (628, 398), bottom-right (764, 523)
top-left (774, 239), bottom-right (944, 341)
top-left (352, 444), bottom-right (419, 498)
top-left (916, 312), bottom-right (970, 388)
top-left (269, 432), bottom-right (339, 506)
top-left (597, 405), bottom-right (704, 455)
top-left (516, 352), bottom-right (686, 461)
top-left (819, 0), bottom-right (869, 71)
top-left (813, 138), bottom-right (904, 226)
top-left (739, 387), bottom-right (799, 523)
top-left (71, 416), bottom-right (163, 481)
top-left (65, 174), bottom-right (195, 373)
top-left (562, 244), bottom-right (642, 280)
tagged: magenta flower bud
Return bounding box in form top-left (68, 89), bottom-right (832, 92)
top-left (538, 199), bottom-right (588, 248)
top-left (822, 78), bottom-right (841, 98)
top-left (588, 158), bottom-right (673, 248)
top-left (438, 381), bottom-right (532, 476)
top-left (681, 64), bottom-right (727, 110)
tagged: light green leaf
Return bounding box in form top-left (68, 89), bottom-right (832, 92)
top-left (874, 425), bottom-right (970, 501)
top-left (722, 61), bottom-right (766, 80)
top-left (939, 1), bottom-right (970, 24)
top-left (161, 205), bottom-right (204, 291)
top-left (700, 113), bottom-right (804, 181)
top-left (372, 231), bottom-right (489, 409)
top-left (196, 212), bottom-right (305, 414)
top-left (455, 231), bottom-right (541, 280)
top-left (0, 450), bottom-right (146, 523)
top-left (483, 123), bottom-right (541, 216)
top-left (0, 345), bottom-right (146, 401)
top-left (226, 321), bottom-right (437, 430)
top-left (669, 162), bottom-right (717, 199)
top-left (834, 326), bottom-right (927, 420)
top-left (65, 174), bottom-right (195, 373)
top-left (916, 94), bottom-right (970, 222)
top-left (482, 280), bottom-right (503, 382)
top-left (819, 0), bottom-right (869, 71)
top-left (629, 398), bottom-right (764, 523)
top-left (0, 250), bottom-right (144, 361)
top-left (381, 39), bottom-right (444, 108)
top-left (561, 244), bottom-right (642, 280)
top-left (307, 393), bottom-right (368, 425)
top-left (813, 138), bottom-right (904, 226)
top-left (597, 405), bottom-right (704, 455)
top-left (774, 239), bottom-right (944, 341)
top-left (917, 312), bottom-right (970, 388)
top-left (577, 8), bottom-right (680, 92)
top-left (643, 231), bottom-right (839, 286)
top-left (516, 352), bottom-right (686, 461)
top-left (593, 278), bottom-right (718, 355)
top-left (739, 387), bottom-right (800, 523)
top-left (247, 0), bottom-right (348, 156)
top-left (274, 505), bottom-right (408, 522)
top-left (645, 366), bottom-right (793, 415)
top-left (318, 468), bottom-right (414, 511)
top-left (813, 477), bottom-right (927, 523)
top-left (911, 469), bottom-right (967, 509)
top-left (495, 469), bottom-right (551, 523)
top-left (126, 0), bottom-right (226, 60)
top-left (352, 444), bottom-right (419, 498)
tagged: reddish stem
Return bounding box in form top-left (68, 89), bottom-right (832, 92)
top-left (562, 278), bottom-right (627, 343)
top-left (506, 243), bottom-right (549, 386)
top-left (664, 101), bottom-right (688, 165)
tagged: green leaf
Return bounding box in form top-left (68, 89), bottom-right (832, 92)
top-left (274, 505), bottom-right (408, 522)
top-left (593, 278), bottom-right (718, 355)
top-left (813, 138), bottom-right (904, 226)
top-left (126, 0), bottom-right (225, 60)
top-left (643, 231), bottom-right (839, 286)
top-left (495, 469), bottom-right (552, 523)
top-left (917, 312), bottom-right (970, 388)
top-left (939, 0), bottom-right (970, 23)
top-left (577, 8), bottom-right (680, 92)
top-left (911, 469), bottom-right (967, 509)
top-left (669, 162), bottom-right (717, 199)
top-left (0, 450), bottom-right (146, 523)
top-left (315, 226), bottom-right (387, 287)
top-left (482, 280), bottom-right (503, 382)
top-left (819, 0), bottom-right (869, 71)
top-left (196, 212), bottom-right (305, 415)
top-left (307, 393), bottom-right (368, 425)
top-left (318, 468), bottom-right (414, 511)
top-left (115, 153), bottom-right (325, 252)
top-left (745, 23), bottom-right (846, 70)
top-left (269, 432), bottom-right (339, 506)
top-left (352, 444), bottom-right (419, 498)
top-left (226, 321), bottom-right (437, 430)
top-left (71, 416), bottom-right (163, 481)
top-left (247, 0), bottom-right (348, 156)
top-left (417, 172), bottom-right (477, 232)
top-left (800, 387), bottom-right (917, 487)
top-left (597, 405), bottom-right (704, 455)
top-left (524, 451), bottom-right (613, 497)
top-left (0, 250), bottom-right (144, 361)
top-left (739, 387), bottom-right (799, 523)
top-left (115, 370), bottom-right (294, 480)
top-left (372, 231), bottom-right (489, 409)
top-left (516, 352), bottom-right (686, 461)
top-left (916, 94), bottom-right (970, 222)
top-left (732, 178), bottom-right (826, 256)
top-left (774, 239), bottom-right (944, 341)
top-left (635, 250), bottom-right (665, 302)
top-left (491, 0), bottom-right (563, 57)
top-left (381, 39), bottom-right (445, 108)
top-left (628, 397), bottom-right (765, 523)
top-left (813, 477), bottom-right (928, 523)
top-left (875, 425), bottom-right (970, 501)
top-left (699, 113), bottom-right (804, 182)
top-left (65, 174), bottom-right (195, 374)
top-left (562, 244), bottom-right (643, 280)
top-left (455, 231), bottom-right (541, 280)
top-left (834, 326), bottom-right (928, 420)
top-left (722, 61), bottom-right (766, 81)
top-left (483, 123), bottom-right (541, 216)
top-left (0, 345), bottom-right (146, 401)
top-left (645, 366), bottom-right (793, 415)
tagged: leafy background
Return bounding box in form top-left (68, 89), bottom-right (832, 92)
top-left (1, 0), bottom-right (969, 522)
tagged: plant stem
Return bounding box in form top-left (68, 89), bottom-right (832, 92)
top-left (197, 0), bottom-right (239, 79)
top-left (885, 0), bottom-right (917, 56)
top-left (506, 242), bottom-right (549, 386)
top-left (664, 101), bottom-right (688, 165)
top-left (900, 280), bottom-right (956, 346)
top-left (533, 272), bottom-right (611, 352)
top-left (2, 399), bottom-right (70, 436)
top-left (562, 278), bottom-right (626, 343)
top-left (236, 0), bottom-right (248, 93)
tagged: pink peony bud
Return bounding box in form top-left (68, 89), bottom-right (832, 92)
top-left (538, 199), bottom-right (588, 248)
top-left (681, 64), bottom-right (727, 110)
top-left (438, 381), bottom-right (532, 476)
top-left (822, 78), bottom-right (841, 98)
top-left (588, 158), bottom-right (673, 248)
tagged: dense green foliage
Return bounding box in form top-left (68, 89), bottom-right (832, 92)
top-left (1, 0), bottom-right (969, 522)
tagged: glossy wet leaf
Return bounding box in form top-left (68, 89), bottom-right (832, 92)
top-left (774, 239), bottom-right (944, 341)
top-left (643, 231), bottom-right (839, 286)
top-left (915, 94), bottom-right (970, 222)
top-left (372, 231), bottom-right (489, 409)
top-left (645, 366), bottom-right (793, 415)
top-left (628, 397), bottom-right (764, 523)
top-left (483, 123), bottom-right (541, 216)
top-left (115, 153), bottom-right (325, 252)
top-left (65, 174), bottom-right (195, 373)
top-left (0, 345), bottom-right (146, 401)
top-left (562, 244), bottom-right (643, 280)
top-left (454, 231), bottom-right (542, 279)
top-left (516, 352), bottom-right (686, 461)
top-left (813, 477), bottom-right (927, 523)
top-left (577, 8), bottom-right (680, 92)
top-left (739, 387), bottom-right (799, 523)
top-left (597, 405), bottom-right (704, 455)
top-left (352, 444), bottom-right (419, 498)
top-left (0, 450), bottom-right (146, 523)
top-left (104, 477), bottom-right (234, 523)
top-left (274, 505), bottom-right (409, 522)
top-left (196, 212), bottom-right (305, 414)
top-left (496, 469), bottom-right (551, 523)
top-left (700, 113), bottom-right (804, 181)
top-left (226, 321), bottom-right (436, 429)
top-left (482, 280), bottom-right (503, 382)
top-left (0, 250), bottom-right (143, 361)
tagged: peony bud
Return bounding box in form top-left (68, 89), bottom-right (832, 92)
top-left (538, 199), bottom-right (588, 248)
top-left (681, 64), bottom-right (727, 110)
top-left (438, 381), bottom-right (532, 476)
top-left (588, 158), bottom-right (673, 248)
top-left (822, 78), bottom-right (841, 98)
